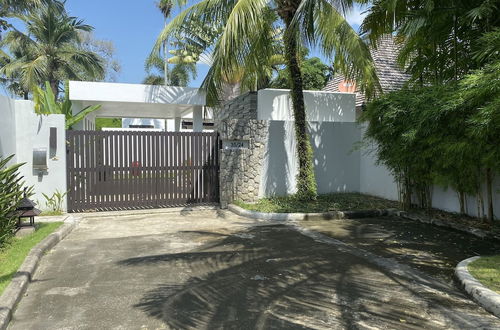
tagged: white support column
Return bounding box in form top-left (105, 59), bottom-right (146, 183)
top-left (193, 107), bottom-right (203, 132)
top-left (174, 117), bottom-right (181, 132)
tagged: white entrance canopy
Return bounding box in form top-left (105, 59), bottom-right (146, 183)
top-left (68, 81), bottom-right (206, 131)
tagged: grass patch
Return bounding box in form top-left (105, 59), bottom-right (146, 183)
top-left (40, 210), bottom-right (64, 217)
top-left (96, 117), bottom-right (122, 131)
top-left (0, 222), bottom-right (63, 295)
top-left (468, 255), bottom-right (500, 294)
top-left (234, 193), bottom-right (399, 213)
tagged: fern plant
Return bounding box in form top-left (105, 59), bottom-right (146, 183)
top-left (0, 155), bottom-right (30, 246)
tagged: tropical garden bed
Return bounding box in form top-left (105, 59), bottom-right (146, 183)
top-left (235, 193), bottom-right (499, 235)
top-left (410, 208), bottom-right (500, 236)
top-left (468, 255), bottom-right (500, 294)
top-left (234, 193), bottom-right (400, 213)
top-left (0, 222), bottom-right (62, 295)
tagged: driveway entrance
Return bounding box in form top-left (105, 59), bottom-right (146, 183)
top-left (66, 131), bottom-right (220, 212)
top-left (9, 210), bottom-right (500, 329)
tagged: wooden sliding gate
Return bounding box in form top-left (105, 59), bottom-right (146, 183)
top-left (66, 130), bottom-right (220, 212)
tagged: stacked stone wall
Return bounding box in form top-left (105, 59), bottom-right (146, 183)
top-left (215, 92), bottom-right (267, 207)
top-left (215, 92), bottom-right (258, 121)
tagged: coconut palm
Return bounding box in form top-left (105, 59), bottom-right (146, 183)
top-left (155, 0), bottom-right (379, 200)
top-left (156, 0), bottom-right (187, 84)
top-left (0, 48), bottom-right (30, 99)
top-left (143, 52), bottom-right (196, 86)
top-left (0, 1), bottom-right (104, 98)
top-left (0, 0), bottom-right (48, 32)
top-left (145, 13), bottom-right (220, 87)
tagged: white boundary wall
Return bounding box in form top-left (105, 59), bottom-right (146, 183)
top-left (359, 125), bottom-right (500, 219)
top-left (0, 94), bottom-right (67, 211)
top-left (257, 90), bottom-right (360, 197)
top-left (255, 89), bottom-right (499, 219)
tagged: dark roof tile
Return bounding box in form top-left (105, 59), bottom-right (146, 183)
top-left (323, 35), bottom-right (410, 106)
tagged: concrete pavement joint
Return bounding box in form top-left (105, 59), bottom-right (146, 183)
top-left (456, 256), bottom-right (500, 318)
top-left (0, 215), bottom-right (80, 330)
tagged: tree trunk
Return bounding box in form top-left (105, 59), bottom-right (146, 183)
top-left (280, 8), bottom-right (317, 200)
top-left (221, 81), bottom-right (241, 103)
top-left (50, 80), bottom-right (59, 100)
top-left (477, 191), bottom-right (484, 220)
top-left (486, 168), bottom-right (494, 223)
top-left (163, 19), bottom-right (169, 86)
top-left (458, 191), bottom-right (466, 214)
top-left (23, 91), bottom-right (29, 100)
top-left (403, 173), bottom-right (412, 211)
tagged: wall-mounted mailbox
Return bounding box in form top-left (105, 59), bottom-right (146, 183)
top-left (33, 148), bottom-right (48, 171)
top-left (49, 127), bottom-right (57, 158)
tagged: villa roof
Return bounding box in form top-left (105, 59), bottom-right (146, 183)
top-left (323, 35), bottom-right (410, 106)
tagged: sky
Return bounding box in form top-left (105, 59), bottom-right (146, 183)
top-left (13, 1), bottom-right (368, 89)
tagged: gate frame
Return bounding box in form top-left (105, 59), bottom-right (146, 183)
top-left (66, 130), bottom-right (220, 212)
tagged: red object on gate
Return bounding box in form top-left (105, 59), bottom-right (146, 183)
top-left (131, 161), bottom-right (141, 176)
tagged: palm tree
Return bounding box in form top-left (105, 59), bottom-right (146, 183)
top-left (0, 0), bottom-right (47, 32)
top-left (0, 1), bottom-right (104, 98)
top-left (145, 13), bottom-right (219, 87)
top-left (156, 0), bottom-right (187, 85)
top-left (155, 0), bottom-right (379, 200)
top-left (143, 52), bottom-right (196, 86)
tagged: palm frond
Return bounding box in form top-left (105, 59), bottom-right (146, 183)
top-left (294, 0), bottom-right (380, 97)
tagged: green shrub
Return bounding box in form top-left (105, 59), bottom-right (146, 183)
top-left (0, 156), bottom-right (30, 247)
top-left (41, 190), bottom-right (67, 214)
top-left (360, 61), bottom-right (500, 221)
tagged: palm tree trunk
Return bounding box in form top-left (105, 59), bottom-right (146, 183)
top-left (280, 5), bottom-right (317, 200)
top-left (486, 168), bottom-right (494, 223)
top-left (163, 19), bottom-right (169, 85)
top-left (50, 80), bottom-right (59, 99)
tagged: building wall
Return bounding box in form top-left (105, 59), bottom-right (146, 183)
top-left (260, 121), bottom-right (361, 197)
top-left (219, 90), bottom-right (499, 219)
top-left (0, 96), bottom-right (67, 211)
top-left (217, 90), bottom-right (359, 207)
top-left (0, 95), bottom-right (17, 162)
top-left (358, 125), bottom-right (500, 219)
top-left (257, 89), bottom-right (356, 122)
top-left (359, 125), bottom-right (399, 201)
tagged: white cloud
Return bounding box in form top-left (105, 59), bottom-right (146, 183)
top-left (345, 4), bottom-right (369, 28)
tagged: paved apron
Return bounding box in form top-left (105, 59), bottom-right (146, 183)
top-left (9, 210), bottom-right (500, 329)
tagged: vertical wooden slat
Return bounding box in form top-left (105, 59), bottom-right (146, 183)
top-left (177, 132), bottom-right (181, 205)
top-left (86, 132), bottom-right (92, 209)
top-left (78, 132), bottom-right (84, 210)
top-left (183, 133), bottom-right (187, 204)
top-left (130, 132), bottom-right (134, 207)
top-left (169, 133), bottom-right (174, 205)
top-left (197, 133), bottom-right (201, 203)
top-left (154, 132), bottom-right (159, 207)
top-left (66, 132), bottom-right (73, 211)
top-left (112, 132), bottom-right (117, 207)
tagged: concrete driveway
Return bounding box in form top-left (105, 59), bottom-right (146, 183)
top-left (8, 209), bottom-right (500, 329)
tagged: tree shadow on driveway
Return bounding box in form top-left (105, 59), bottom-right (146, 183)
top-left (299, 217), bottom-right (500, 282)
top-left (118, 224), bottom-right (499, 329)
